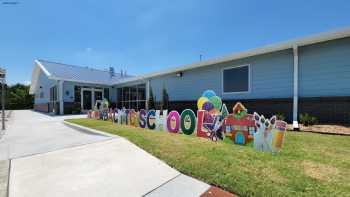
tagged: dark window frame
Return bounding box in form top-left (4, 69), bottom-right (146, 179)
top-left (116, 83), bottom-right (146, 110)
top-left (74, 86), bottom-right (81, 103)
top-left (104, 88), bottom-right (110, 101)
top-left (222, 64), bottom-right (250, 94)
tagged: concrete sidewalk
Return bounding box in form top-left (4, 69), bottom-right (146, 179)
top-left (0, 110), bottom-right (111, 160)
top-left (9, 138), bottom-right (209, 197)
top-left (0, 160), bottom-right (9, 197)
top-left (3, 110), bottom-right (211, 197)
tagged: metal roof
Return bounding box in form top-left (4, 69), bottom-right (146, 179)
top-left (29, 60), bottom-right (131, 94)
top-left (116, 26), bottom-right (350, 85)
top-left (36, 59), bottom-right (129, 85)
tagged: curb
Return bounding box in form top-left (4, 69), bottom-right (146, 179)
top-left (63, 121), bottom-right (117, 138)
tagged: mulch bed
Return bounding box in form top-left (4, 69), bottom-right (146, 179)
top-left (288, 124), bottom-right (350, 136)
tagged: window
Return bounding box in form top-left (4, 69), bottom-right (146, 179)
top-left (222, 65), bottom-right (250, 93)
top-left (117, 83), bottom-right (146, 110)
top-left (104, 88), bottom-right (110, 101)
top-left (74, 86), bottom-right (81, 102)
top-left (50, 86), bottom-right (57, 101)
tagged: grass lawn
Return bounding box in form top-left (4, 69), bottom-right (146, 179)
top-left (67, 118), bottom-right (350, 197)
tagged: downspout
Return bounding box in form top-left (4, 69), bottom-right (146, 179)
top-left (293, 45), bottom-right (299, 130)
top-left (146, 79), bottom-right (150, 110)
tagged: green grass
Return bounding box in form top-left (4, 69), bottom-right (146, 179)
top-left (67, 118), bottom-right (350, 197)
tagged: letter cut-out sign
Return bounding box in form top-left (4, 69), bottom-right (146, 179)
top-left (180, 109), bottom-right (196, 135)
top-left (86, 89), bottom-right (288, 154)
top-left (167, 111), bottom-right (180, 133)
top-left (156, 110), bottom-right (168, 131)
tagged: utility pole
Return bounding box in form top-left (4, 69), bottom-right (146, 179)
top-left (0, 68), bottom-right (6, 130)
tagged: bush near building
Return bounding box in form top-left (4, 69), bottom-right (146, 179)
top-left (0, 83), bottom-right (34, 110)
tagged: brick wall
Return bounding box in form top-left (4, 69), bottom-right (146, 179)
top-left (159, 96), bottom-right (350, 123)
top-left (64, 102), bottom-right (81, 114)
top-left (299, 97), bottom-right (350, 123)
top-left (34, 103), bottom-right (49, 113)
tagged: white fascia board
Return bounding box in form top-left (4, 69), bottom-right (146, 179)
top-left (49, 76), bottom-right (113, 86)
top-left (29, 64), bottom-right (41, 94)
top-left (113, 27), bottom-right (350, 85)
top-left (34, 59), bottom-right (51, 77)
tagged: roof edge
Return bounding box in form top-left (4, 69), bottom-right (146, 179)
top-left (35, 59), bottom-right (51, 77)
top-left (114, 26), bottom-right (350, 85)
top-left (50, 76), bottom-right (114, 86)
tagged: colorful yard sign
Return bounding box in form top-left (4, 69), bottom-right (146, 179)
top-left (167, 111), bottom-right (180, 133)
top-left (87, 90), bottom-right (288, 154)
top-left (147, 110), bottom-right (156, 130)
top-left (253, 112), bottom-right (287, 153)
top-left (196, 90), bottom-right (224, 141)
top-left (223, 102), bottom-right (256, 145)
top-left (129, 109), bottom-right (137, 127)
top-left (156, 110), bottom-right (168, 131)
top-left (139, 109), bottom-right (147, 128)
top-left (180, 109), bottom-right (196, 135)
top-left (271, 120), bottom-right (287, 152)
top-left (253, 112), bottom-right (276, 152)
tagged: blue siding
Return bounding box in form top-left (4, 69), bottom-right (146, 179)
top-left (150, 49), bottom-right (294, 101)
top-left (299, 37), bottom-right (350, 97)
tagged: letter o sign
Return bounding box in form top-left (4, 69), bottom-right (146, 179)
top-left (167, 111), bottom-right (180, 133)
top-left (180, 109), bottom-right (196, 135)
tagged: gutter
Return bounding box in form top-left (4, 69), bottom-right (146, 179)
top-left (112, 27), bottom-right (350, 85)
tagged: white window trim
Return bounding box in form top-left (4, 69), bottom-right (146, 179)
top-left (221, 64), bottom-right (251, 94)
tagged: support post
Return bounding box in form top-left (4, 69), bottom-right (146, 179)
top-left (2, 82), bottom-right (5, 130)
top-left (59, 80), bottom-right (64, 115)
top-left (293, 45), bottom-right (299, 130)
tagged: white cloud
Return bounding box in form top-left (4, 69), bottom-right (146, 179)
top-left (23, 80), bottom-right (31, 85)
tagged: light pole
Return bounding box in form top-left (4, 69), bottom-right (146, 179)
top-left (0, 68), bottom-right (6, 130)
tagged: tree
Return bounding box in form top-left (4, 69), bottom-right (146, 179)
top-left (148, 86), bottom-right (155, 110)
top-left (161, 84), bottom-right (169, 110)
top-left (0, 83), bottom-right (34, 110)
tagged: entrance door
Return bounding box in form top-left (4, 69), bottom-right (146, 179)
top-left (82, 90), bottom-right (92, 110)
top-left (94, 91), bottom-right (103, 103)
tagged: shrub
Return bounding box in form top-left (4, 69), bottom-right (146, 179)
top-left (148, 87), bottom-right (155, 110)
top-left (161, 84), bottom-right (169, 110)
top-left (275, 112), bottom-right (285, 121)
top-left (299, 113), bottom-right (318, 126)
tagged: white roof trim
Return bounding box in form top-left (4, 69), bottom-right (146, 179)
top-left (34, 59), bottom-right (51, 77)
top-left (115, 27), bottom-right (350, 85)
top-left (29, 64), bottom-right (41, 94)
top-left (49, 76), bottom-right (115, 86)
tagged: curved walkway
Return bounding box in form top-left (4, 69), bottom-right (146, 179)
top-left (0, 110), bottom-right (210, 197)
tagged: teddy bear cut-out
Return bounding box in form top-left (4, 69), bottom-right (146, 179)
top-left (253, 112), bottom-right (276, 152)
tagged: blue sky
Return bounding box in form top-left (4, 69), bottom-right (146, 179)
top-left (1, 0), bottom-right (350, 85)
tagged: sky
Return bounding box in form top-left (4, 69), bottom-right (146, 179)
top-left (1, 0), bottom-right (350, 85)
